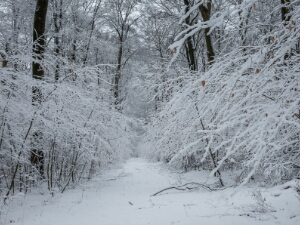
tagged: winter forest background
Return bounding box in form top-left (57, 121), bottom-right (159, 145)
top-left (0, 0), bottom-right (299, 203)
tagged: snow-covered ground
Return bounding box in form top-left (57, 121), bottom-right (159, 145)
top-left (1, 158), bottom-right (299, 225)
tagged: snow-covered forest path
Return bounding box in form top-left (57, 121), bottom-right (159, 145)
top-left (2, 158), bottom-right (299, 225)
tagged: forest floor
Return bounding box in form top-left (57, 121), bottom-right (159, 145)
top-left (1, 158), bottom-right (299, 225)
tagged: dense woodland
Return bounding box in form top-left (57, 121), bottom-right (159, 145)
top-left (0, 0), bottom-right (299, 202)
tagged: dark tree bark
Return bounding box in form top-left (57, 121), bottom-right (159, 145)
top-left (12, 1), bottom-right (19, 71)
top-left (199, 2), bottom-right (215, 65)
top-left (53, 0), bottom-right (63, 81)
top-left (32, 0), bottom-right (49, 80)
top-left (281, 0), bottom-right (293, 60)
top-left (70, 7), bottom-right (76, 62)
top-left (238, 6), bottom-right (252, 53)
top-left (183, 0), bottom-right (197, 71)
top-left (114, 38), bottom-right (123, 107)
top-left (83, 0), bottom-right (101, 66)
top-left (281, 0), bottom-right (291, 23)
top-left (0, 52), bottom-right (7, 68)
top-left (32, 0), bottom-right (49, 177)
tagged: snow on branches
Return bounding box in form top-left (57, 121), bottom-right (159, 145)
top-left (141, 0), bottom-right (300, 186)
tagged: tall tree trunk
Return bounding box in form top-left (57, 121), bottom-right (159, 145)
top-left (71, 7), bottom-right (78, 64)
top-left (281, 0), bottom-right (292, 60)
top-left (33, 0), bottom-right (48, 80)
top-left (32, 0), bottom-right (49, 177)
top-left (114, 38), bottom-right (123, 108)
top-left (83, 0), bottom-right (101, 66)
top-left (199, 2), bottom-right (215, 65)
top-left (238, 4), bottom-right (252, 53)
top-left (183, 0), bottom-right (197, 71)
top-left (12, 0), bottom-right (19, 70)
top-left (53, 0), bottom-right (63, 81)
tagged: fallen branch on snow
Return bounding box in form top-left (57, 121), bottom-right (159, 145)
top-left (151, 182), bottom-right (212, 196)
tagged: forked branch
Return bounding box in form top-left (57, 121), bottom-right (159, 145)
top-left (151, 182), bottom-right (212, 196)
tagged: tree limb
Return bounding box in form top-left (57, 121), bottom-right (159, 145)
top-left (151, 182), bottom-right (212, 196)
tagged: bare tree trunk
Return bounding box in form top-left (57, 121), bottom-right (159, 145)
top-left (0, 52), bottom-right (7, 68)
top-left (238, 4), bottom-right (252, 53)
top-left (53, 0), bottom-right (63, 81)
top-left (183, 0), bottom-right (197, 71)
top-left (280, 0), bottom-right (292, 60)
top-left (281, 0), bottom-right (291, 24)
top-left (199, 2), bottom-right (215, 65)
top-left (83, 0), bottom-right (101, 66)
top-left (32, 0), bottom-right (48, 80)
top-left (70, 7), bottom-right (78, 81)
top-left (32, 0), bottom-right (49, 177)
top-left (114, 38), bottom-right (123, 107)
top-left (12, 1), bottom-right (19, 71)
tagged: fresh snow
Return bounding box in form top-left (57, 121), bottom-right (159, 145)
top-left (1, 158), bottom-right (299, 225)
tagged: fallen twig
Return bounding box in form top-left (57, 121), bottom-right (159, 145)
top-left (151, 182), bottom-right (212, 196)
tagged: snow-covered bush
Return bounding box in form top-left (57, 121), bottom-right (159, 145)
top-left (141, 0), bottom-right (300, 186)
top-left (0, 0), bottom-right (140, 201)
top-left (0, 50), bottom-right (132, 199)
top-left (250, 190), bottom-right (275, 213)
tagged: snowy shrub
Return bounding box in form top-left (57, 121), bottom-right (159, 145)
top-left (249, 190), bottom-right (275, 213)
top-left (0, 50), bottom-right (133, 199)
top-left (141, 0), bottom-right (300, 186)
top-left (0, 0), bottom-right (145, 200)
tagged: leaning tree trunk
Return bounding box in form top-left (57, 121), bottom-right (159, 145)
top-left (32, 0), bottom-right (49, 177)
